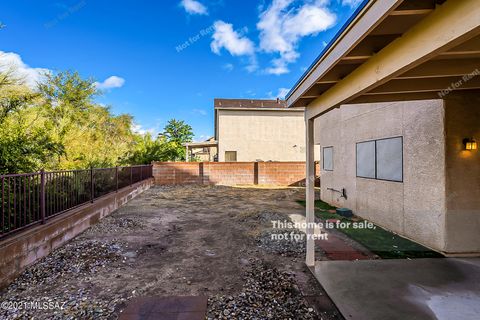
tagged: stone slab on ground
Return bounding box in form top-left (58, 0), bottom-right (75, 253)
top-left (313, 258), bottom-right (480, 320)
top-left (315, 235), bottom-right (372, 261)
top-left (119, 296), bottom-right (207, 320)
top-left (290, 212), bottom-right (375, 261)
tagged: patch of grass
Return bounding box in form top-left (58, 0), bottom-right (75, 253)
top-left (296, 199), bottom-right (336, 211)
top-left (314, 210), bottom-right (339, 220)
top-left (337, 220), bottom-right (443, 259)
top-left (296, 200), bottom-right (443, 259)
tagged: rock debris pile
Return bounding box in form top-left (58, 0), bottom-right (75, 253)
top-left (87, 216), bottom-right (144, 234)
top-left (257, 229), bottom-right (306, 257)
top-left (207, 261), bottom-right (316, 320)
top-left (0, 240), bottom-right (123, 320)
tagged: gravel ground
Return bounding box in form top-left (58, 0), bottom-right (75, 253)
top-left (1, 240), bottom-right (127, 319)
top-left (207, 260), bottom-right (316, 319)
top-left (0, 185), bottom-right (342, 320)
top-left (257, 229), bottom-right (306, 257)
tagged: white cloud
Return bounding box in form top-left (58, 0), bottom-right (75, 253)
top-left (341, 0), bottom-right (363, 8)
top-left (195, 134), bottom-right (212, 142)
top-left (277, 87), bottom-right (291, 99)
top-left (192, 108), bottom-right (207, 116)
top-left (244, 57), bottom-right (259, 73)
top-left (180, 0), bottom-right (208, 15)
top-left (0, 51), bottom-right (126, 93)
top-left (257, 0), bottom-right (336, 75)
top-left (222, 63), bottom-right (234, 72)
top-left (266, 87), bottom-right (291, 99)
top-left (132, 119), bottom-right (164, 136)
top-left (95, 76), bottom-right (125, 90)
top-left (132, 123), bottom-right (154, 135)
top-left (211, 21), bottom-right (258, 72)
top-left (211, 21), bottom-right (255, 56)
top-left (0, 51), bottom-right (50, 88)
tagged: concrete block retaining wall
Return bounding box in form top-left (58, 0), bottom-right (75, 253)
top-left (0, 178), bottom-right (154, 289)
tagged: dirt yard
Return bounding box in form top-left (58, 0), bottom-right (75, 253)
top-left (0, 185), bottom-right (342, 320)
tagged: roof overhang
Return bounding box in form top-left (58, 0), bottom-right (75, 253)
top-left (287, 0), bottom-right (480, 120)
top-left (184, 141), bottom-right (218, 148)
top-left (215, 107), bottom-right (304, 112)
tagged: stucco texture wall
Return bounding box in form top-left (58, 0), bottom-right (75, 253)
top-left (217, 109), bottom-right (319, 162)
top-left (315, 100), bottom-right (447, 252)
top-left (444, 91), bottom-right (480, 253)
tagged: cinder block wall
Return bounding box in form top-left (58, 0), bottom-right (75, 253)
top-left (153, 162), bottom-right (319, 186)
top-left (203, 162), bottom-right (255, 185)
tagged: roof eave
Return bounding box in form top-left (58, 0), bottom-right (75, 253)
top-left (286, 0), bottom-right (402, 107)
top-left (215, 107), bottom-right (305, 112)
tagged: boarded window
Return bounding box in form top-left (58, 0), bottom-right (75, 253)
top-left (323, 147), bottom-right (333, 171)
top-left (225, 151), bottom-right (237, 162)
top-left (376, 137), bottom-right (403, 182)
top-left (356, 137), bottom-right (403, 182)
top-left (356, 141), bottom-right (376, 179)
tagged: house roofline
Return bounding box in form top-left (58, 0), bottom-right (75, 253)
top-left (285, 0), bottom-right (371, 102)
top-left (215, 107), bottom-right (304, 112)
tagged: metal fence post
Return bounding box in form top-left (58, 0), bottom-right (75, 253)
top-left (40, 170), bottom-right (46, 224)
top-left (116, 166), bottom-right (119, 192)
top-left (130, 167), bottom-right (133, 186)
top-left (90, 167), bottom-right (94, 203)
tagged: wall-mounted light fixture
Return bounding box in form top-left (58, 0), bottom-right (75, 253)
top-left (463, 138), bottom-right (477, 150)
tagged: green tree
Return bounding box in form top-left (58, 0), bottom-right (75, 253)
top-left (158, 119), bottom-right (194, 161)
top-left (38, 70), bottom-right (97, 140)
top-left (60, 106), bottom-right (136, 169)
top-left (0, 69), bottom-right (194, 174)
top-left (123, 119), bottom-right (195, 164)
top-left (161, 119), bottom-right (194, 143)
top-left (0, 74), bottom-right (39, 124)
top-left (37, 71), bottom-right (137, 169)
top-left (122, 134), bottom-right (168, 165)
top-left (0, 71), bottom-right (63, 174)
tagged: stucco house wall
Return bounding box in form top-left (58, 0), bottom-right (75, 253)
top-left (444, 92), bottom-right (480, 254)
top-left (190, 146), bottom-right (217, 162)
top-left (217, 109), bottom-right (319, 162)
top-left (315, 99), bottom-right (448, 252)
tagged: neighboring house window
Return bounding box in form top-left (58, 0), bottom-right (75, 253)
top-left (323, 147), bottom-right (333, 171)
top-left (225, 151), bottom-right (237, 162)
top-left (356, 137), bottom-right (403, 182)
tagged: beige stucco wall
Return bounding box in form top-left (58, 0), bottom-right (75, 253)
top-left (191, 146), bottom-right (217, 162)
top-left (444, 91), bottom-right (480, 253)
top-left (315, 100), bottom-right (447, 252)
top-left (217, 109), bottom-right (319, 162)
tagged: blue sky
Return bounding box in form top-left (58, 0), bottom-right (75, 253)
top-left (0, 0), bottom-right (361, 140)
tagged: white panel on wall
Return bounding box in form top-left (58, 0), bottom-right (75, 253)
top-left (356, 141), bottom-right (375, 178)
top-left (323, 147), bottom-right (333, 171)
top-left (376, 137), bottom-right (403, 182)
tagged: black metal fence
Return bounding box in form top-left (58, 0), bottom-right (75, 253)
top-left (0, 165), bottom-right (152, 239)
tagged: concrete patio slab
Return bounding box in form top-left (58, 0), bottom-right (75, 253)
top-left (313, 258), bottom-right (480, 320)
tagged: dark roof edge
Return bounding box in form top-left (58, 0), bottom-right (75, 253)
top-left (214, 98), bottom-right (288, 109)
top-left (213, 98), bottom-right (285, 103)
top-left (215, 107), bottom-right (304, 111)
